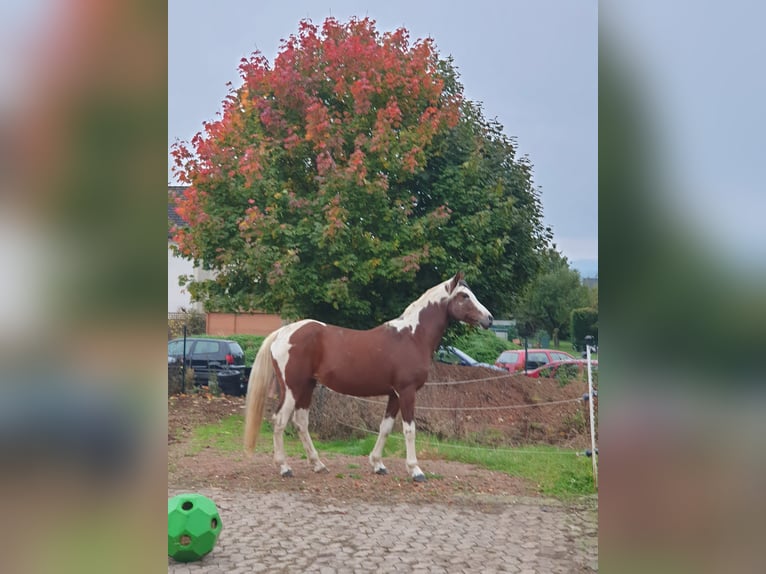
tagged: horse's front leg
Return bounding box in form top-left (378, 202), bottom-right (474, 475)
top-left (399, 388), bottom-right (426, 482)
top-left (369, 393), bottom-right (400, 475)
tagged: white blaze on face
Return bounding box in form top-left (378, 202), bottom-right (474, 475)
top-left (271, 319), bottom-right (325, 380)
top-left (453, 284), bottom-right (492, 323)
top-left (385, 279), bottom-right (453, 333)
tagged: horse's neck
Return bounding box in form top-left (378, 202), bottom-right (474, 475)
top-left (386, 302), bottom-right (449, 356)
top-left (410, 303), bottom-right (451, 355)
top-left (386, 281), bottom-right (453, 352)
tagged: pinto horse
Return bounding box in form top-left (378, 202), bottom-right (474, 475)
top-left (243, 272), bottom-right (493, 482)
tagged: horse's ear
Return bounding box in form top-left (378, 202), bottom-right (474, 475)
top-left (448, 272), bottom-right (464, 292)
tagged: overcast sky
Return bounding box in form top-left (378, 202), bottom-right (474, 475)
top-left (169, 0), bottom-right (598, 273)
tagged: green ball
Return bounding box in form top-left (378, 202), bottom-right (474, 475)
top-left (168, 493), bottom-right (223, 562)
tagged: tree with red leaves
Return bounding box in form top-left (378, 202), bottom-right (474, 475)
top-left (171, 17), bottom-right (549, 327)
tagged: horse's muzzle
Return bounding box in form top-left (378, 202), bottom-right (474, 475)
top-left (480, 314), bottom-right (493, 329)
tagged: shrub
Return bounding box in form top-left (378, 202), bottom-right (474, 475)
top-left (447, 327), bottom-right (509, 363)
top-left (168, 311), bottom-right (207, 339)
top-left (534, 329), bottom-right (551, 348)
top-left (224, 334), bottom-right (266, 364)
top-left (168, 365), bottom-right (197, 395)
top-left (570, 308), bottom-right (598, 351)
top-left (168, 366), bottom-right (183, 395)
top-left (194, 334), bottom-right (265, 364)
top-left (207, 372), bottom-right (222, 396)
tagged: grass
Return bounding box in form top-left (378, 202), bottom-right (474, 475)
top-left (190, 414), bottom-right (596, 499)
top-left (414, 436), bottom-right (595, 498)
top-left (190, 414), bottom-right (246, 454)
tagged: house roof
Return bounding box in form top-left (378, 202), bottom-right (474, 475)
top-left (168, 185), bottom-right (188, 239)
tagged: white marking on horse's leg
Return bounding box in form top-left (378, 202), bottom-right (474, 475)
top-left (402, 421), bottom-right (425, 481)
top-left (272, 389), bottom-right (296, 476)
top-left (369, 416), bottom-right (395, 474)
top-left (292, 408), bottom-right (327, 473)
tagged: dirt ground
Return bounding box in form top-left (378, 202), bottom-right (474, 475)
top-left (168, 363), bottom-right (596, 504)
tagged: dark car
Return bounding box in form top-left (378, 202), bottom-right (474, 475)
top-left (168, 338), bottom-right (249, 395)
top-left (436, 346), bottom-right (506, 371)
top-left (525, 359), bottom-right (599, 382)
top-left (494, 348), bottom-right (576, 373)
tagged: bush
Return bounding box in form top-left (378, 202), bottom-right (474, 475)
top-left (534, 329), bottom-right (551, 348)
top-left (168, 311), bottom-right (206, 339)
top-left (207, 372), bottom-right (222, 397)
top-left (570, 308), bottom-right (598, 350)
top-left (446, 326), bottom-right (510, 363)
top-left (168, 366), bottom-right (183, 395)
top-left (194, 334), bottom-right (265, 364)
top-left (224, 334), bottom-right (266, 364)
top-left (168, 365), bottom-right (196, 395)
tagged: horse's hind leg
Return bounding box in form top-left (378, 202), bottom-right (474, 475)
top-left (369, 393), bottom-right (400, 475)
top-left (292, 407), bottom-right (328, 473)
top-left (272, 389), bottom-right (296, 477)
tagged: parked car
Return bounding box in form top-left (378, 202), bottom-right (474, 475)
top-left (436, 346), bottom-right (506, 371)
top-left (494, 348), bottom-right (576, 373)
top-left (168, 338), bottom-right (249, 395)
top-left (525, 359), bottom-right (599, 381)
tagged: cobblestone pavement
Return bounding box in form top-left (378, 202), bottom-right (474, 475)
top-left (168, 488), bottom-right (598, 573)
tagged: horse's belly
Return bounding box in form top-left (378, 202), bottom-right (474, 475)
top-left (317, 361), bottom-right (394, 397)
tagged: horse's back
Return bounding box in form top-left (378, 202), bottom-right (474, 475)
top-left (317, 324), bottom-right (427, 396)
top-left (275, 320), bottom-right (426, 397)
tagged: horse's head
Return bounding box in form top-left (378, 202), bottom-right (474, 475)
top-left (445, 272), bottom-right (493, 329)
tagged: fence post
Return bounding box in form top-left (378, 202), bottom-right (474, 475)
top-left (182, 325), bottom-right (187, 394)
top-left (523, 336), bottom-right (528, 374)
top-left (585, 338), bottom-right (598, 489)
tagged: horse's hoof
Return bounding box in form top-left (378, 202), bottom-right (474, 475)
top-left (412, 473), bottom-right (427, 483)
top-left (375, 467), bottom-right (388, 476)
top-left (314, 464), bottom-right (329, 474)
top-left (281, 469), bottom-right (294, 478)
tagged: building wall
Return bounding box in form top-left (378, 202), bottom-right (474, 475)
top-left (168, 244), bottom-right (218, 312)
top-left (168, 246), bottom-right (195, 312)
top-left (206, 313), bottom-right (284, 336)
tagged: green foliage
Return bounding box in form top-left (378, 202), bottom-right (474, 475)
top-left (207, 372), bottom-right (222, 396)
top-left (167, 366), bottom-right (183, 395)
top-left (171, 17), bottom-right (550, 328)
top-left (514, 250), bottom-right (590, 339)
top-left (443, 325), bottom-right (509, 363)
top-left (196, 334), bottom-right (265, 364)
top-left (224, 334), bottom-right (265, 364)
top-left (570, 307), bottom-right (598, 350)
top-left (167, 311), bottom-right (206, 338)
top-left (554, 340), bottom-right (577, 355)
top-left (587, 284), bottom-right (598, 310)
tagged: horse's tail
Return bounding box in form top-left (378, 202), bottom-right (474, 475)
top-left (244, 328), bottom-right (280, 453)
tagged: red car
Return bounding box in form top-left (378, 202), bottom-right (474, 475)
top-left (494, 348), bottom-right (576, 373)
top-left (525, 359), bottom-right (599, 381)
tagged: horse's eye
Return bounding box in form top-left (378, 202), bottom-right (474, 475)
top-left (461, 293), bottom-right (470, 300)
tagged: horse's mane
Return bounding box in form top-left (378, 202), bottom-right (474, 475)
top-left (385, 279), bottom-right (453, 330)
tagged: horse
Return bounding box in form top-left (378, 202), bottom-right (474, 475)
top-left (243, 272), bottom-right (493, 482)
